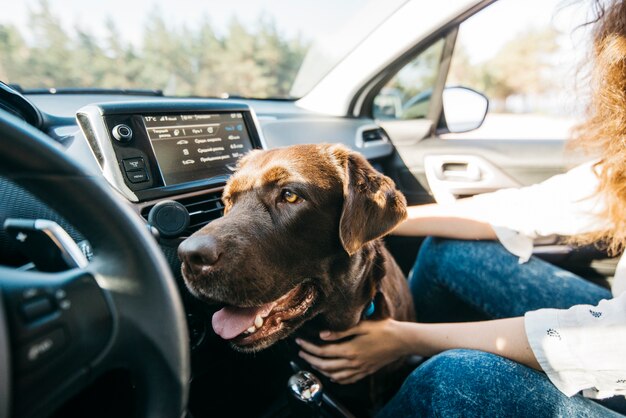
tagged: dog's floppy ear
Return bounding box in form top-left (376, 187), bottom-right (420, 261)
top-left (330, 145), bottom-right (407, 255)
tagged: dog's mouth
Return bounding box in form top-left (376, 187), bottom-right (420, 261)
top-left (211, 282), bottom-right (317, 347)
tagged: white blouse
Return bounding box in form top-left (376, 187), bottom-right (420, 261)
top-left (462, 161), bottom-right (626, 399)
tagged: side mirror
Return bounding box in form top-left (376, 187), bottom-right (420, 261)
top-left (441, 86), bottom-right (489, 133)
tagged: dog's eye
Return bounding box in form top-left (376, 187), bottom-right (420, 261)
top-left (281, 190), bottom-right (301, 204)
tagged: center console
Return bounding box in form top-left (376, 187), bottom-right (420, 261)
top-left (76, 100), bottom-right (265, 203)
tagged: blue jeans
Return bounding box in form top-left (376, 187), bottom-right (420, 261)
top-left (377, 238), bottom-right (623, 418)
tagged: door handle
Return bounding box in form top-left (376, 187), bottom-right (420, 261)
top-left (424, 155), bottom-right (520, 203)
top-left (438, 162), bottom-right (481, 181)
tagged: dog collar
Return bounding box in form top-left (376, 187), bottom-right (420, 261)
top-left (362, 290), bottom-right (382, 319)
top-left (363, 300), bottom-right (376, 319)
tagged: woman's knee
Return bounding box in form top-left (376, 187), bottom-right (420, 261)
top-left (378, 349), bottom-right (501, 417)
top-left (403, 349), bottom-right (513, 397)
top-left (378, 349), bottom-right (564, 418)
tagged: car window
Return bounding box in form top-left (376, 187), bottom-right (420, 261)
top-left (373, 38), bottom-right (445, 120)
top-left (442, 0), bottom-right (591, 140)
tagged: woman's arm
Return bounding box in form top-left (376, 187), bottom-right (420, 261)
top-left (396, 161), bottom-right (610, 241)
top-left (296, 317), bottom-right (539, 384)
top-left (392, 201), bottom-right (497, 240)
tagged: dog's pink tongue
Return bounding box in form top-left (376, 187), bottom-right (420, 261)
top-left (212, 304), bottom-right (273, 340)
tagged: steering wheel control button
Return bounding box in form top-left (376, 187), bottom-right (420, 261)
top-left (147, 200), bottom-right (190, 238)
top-left (112, 123), bottom-right (133, 142)
top-left (126, 169), bottom-right (149, 183)
top-left (18, 328), bottom-right (66, 370)
top-left (20, 296), bottom-right (55, 322)
top-left (122, 157), bottom-right (145, 172)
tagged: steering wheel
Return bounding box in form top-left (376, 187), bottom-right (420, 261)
top-left (0, 109), bottom-right (189, 417)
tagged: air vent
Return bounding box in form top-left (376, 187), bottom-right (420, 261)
top-left (359, 127), bottom-right (389, 146)
top-left (142, 191), bottom-right (224, 235)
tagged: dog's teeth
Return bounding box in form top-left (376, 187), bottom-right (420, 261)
top-left (247, 326), bottom-right (256, 333)
top-left (254, 315), bottom-right (263, 328)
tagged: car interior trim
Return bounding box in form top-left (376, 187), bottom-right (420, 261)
top-left (76, 105), bottom-right (140, 202)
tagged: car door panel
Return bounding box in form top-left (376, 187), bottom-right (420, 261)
top-left (382, 126), bottom-right (583, 199)
top-left (379, 120), bottom-right (612, 279)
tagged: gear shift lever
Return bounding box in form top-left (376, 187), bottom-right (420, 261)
top-left (287, 371), bottom-right (323, 417)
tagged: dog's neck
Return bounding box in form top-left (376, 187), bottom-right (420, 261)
top-left (353, 241), bottom-right (387, 319)
top-left (313, 240), bottom-right (388, 331)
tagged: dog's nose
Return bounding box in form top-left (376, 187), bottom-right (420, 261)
top-left (178, 235), bottom-right (222, 271)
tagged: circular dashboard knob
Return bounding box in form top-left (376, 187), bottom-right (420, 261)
top-left (112, 124), bottom-right (133, 143)
top-left (148, 200), bottom-right (190, 238)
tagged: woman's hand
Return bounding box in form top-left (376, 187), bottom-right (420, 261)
top-left (297, 317), bottom-right (541, 384)
top-left (295, 318), bottom-right (410, 384)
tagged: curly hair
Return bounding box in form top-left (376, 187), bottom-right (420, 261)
top-left (571, 0), bottom-right (626, 255)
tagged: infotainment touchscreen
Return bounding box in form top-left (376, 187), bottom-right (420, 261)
top-left (143, 112), bottom-right (254, 186)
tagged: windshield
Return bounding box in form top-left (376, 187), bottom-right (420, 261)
top-left (0, 0), bottom-right (407, 99)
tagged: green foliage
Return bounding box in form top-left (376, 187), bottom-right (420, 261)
top-left (0, 24), bottom-right (27, 82)
top-left (0, 0), bottom-right (308, 98)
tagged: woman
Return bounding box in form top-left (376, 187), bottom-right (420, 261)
top-left (296, 0), bottom-right (626, 416)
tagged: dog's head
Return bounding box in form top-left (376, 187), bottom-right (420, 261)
top-left (178, 144), bottom-right (406, 352)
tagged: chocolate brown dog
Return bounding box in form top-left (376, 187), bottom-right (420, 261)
top-left (178, 144), bottom-right (414, 355)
